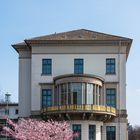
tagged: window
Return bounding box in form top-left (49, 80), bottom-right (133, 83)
top-left (71, 83), bottom-right (82, 105)
top-left (106, 89), bottom-right (116, 107)
top-left (89, 125), bottom-right (96, 140)
top-left (106, 126), bottom-right (116, 140)
top-left (74, 59), bottom-right (84, 74)
top-left (72, 124), bottom-right (81, 140)
top-left (42, 89), bottom-right (52, 107)
top-left (5, 109), bottom-right (9, 115)
top-left (15, 109), bottom-right (18, 115)
top-left (73, 92), bottom-right (77, 104)
top-left (61, 84), bottom-right (67, 105)
top-left (42, 59), bottom-right (52, 75)
top-left (106, 58), bottom-right (115, 74)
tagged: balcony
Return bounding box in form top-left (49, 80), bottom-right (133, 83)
top-left (40, 74), bottom-right (117, 121)
top-left (41, 105), bottom-right (116, 121)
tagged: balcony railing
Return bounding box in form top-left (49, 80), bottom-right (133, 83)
top-left (41, 104), bottom-right (116, 116)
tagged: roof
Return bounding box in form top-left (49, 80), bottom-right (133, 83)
top-left (12, 29), bottom-right (132, 59)
top-left (0, 103), bottom-right (18, 107)
top-left (14, 42), bottom-right (26, 46)
top-left (27, 29), bottom-right (131, 41)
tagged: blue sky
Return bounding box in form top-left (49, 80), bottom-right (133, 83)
top-left (0, 0), bottom-right (140, 125)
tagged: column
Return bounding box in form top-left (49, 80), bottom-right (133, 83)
top-left (94, 84), bottom-right (96, 105)
top-left (52, 85), bottom-right (54, 106)
top-left (66, 83), bottom-right (68, 105)
top-left (101, 125), bottom-right (106, 140)
top-left (54, 85), bottom-right (59, 106)
top-left (71, 83), bottom-right (73, 104)
top-left (85, 83), bottom-right (87, 104)
top-left (59, 85), bottom-right (61, 105)
top-left (99, 86), bottom-right (102, 105)
top-left (104, 84), bottom-right (106, 106)
top-left (96, 124), bottom-right (102, 140)
top-left (97, 85), bottom-right (99, 105)
top-left (101, 85), bottom-right (104, 106)
top-left (100, 86), bottom-right (104, 106)
top-left (52, 85), bottom-right (55, 106)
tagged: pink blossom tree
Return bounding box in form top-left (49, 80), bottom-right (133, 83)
top-left (2, 118), bottom-right (77, 140)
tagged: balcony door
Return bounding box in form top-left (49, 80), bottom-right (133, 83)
top-left (71, 83), bottom-right (82, 105)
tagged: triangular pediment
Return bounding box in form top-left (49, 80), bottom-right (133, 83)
top-left (27, 29), bottom-right (131, 41)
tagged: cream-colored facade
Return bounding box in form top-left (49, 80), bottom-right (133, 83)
top-left (13, 29), bottom-right (132, 140)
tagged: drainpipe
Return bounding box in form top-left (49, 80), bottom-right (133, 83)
top-left (118, 41), bottom-right (121, 140)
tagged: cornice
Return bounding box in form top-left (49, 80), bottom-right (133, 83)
top-left (25, 39), bottom-right (131, 46)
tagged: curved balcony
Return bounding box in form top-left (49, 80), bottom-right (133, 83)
top-left (41, 74), bottom-right (117, 121)
top-left (53, 74), bottom-right (105, 106)
top-left (41, 105), bottom-right (116, 121)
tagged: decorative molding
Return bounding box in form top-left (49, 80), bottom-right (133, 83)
top-left (54, 74), bottom-right (104, 83)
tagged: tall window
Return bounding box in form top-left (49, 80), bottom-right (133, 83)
top-left (72, 124), bottom-right (81, 140)
top-left (106, 58), bottom-right (115, 74)
top-left (71, 83), bottom-right (82, 105)
top-left (42, 59), bottom-right (52, 75)
top-left (42, 89), bottom-right (52, 107)
top-left (89, 125), bottom-right (96, 140)
top-left (74, 59), bottom-right (84, 74)
top-left (106, 126), bottom-right (116, 140)
top-left (106, 89), bottom-right (116, 107)
top-left (61, 84), bottom-right (67, 105)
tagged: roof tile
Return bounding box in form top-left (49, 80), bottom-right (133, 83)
top-left (28, 29), bottom-right (131, 41)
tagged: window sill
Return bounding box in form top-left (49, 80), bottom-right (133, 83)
top-left (41, 73), bottom-right (52, 76)
top-left (74, 72), bottom-right (84, 74)
top-left (105, 73), bottom-right (116, 75)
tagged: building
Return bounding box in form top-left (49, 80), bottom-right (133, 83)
top-left (0, 103), bottom-right (18, 139)
top-left (12, 29), bottom-right (132, 140)
top-left (0, 103), bottom-right (18, 120)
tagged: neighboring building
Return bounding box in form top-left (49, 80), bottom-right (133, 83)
top-left (0, 103), bottom-right (18, 139)
top-left (0, 103), bottom-right (18, 120)
top-left (12, 29), bottom-right (132, 140)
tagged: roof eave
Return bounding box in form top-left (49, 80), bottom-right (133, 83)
top-left (25, 39), bottom-right (132, 45)
top-left (126, 39), bottom-right (133, 60)
top-left (12, 41), bottom-right (31, 53)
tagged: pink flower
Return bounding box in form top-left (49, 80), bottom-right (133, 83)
top-left (2, 118), bottom-right (77, 140)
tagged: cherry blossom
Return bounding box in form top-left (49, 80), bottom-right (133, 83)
top-left (2, 118), bottom-right (77, 140)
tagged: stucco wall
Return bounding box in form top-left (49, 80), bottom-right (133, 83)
top-left (17, 44), bottom-right (128, 139)
top-left (69, 120), bottom-right (103, 140)
top-left (68, 121), bottom-right (127, 140)
top-left (19, 51), bottom-right (31, 117)
top-left (31, 53), bottom-right (126, 111)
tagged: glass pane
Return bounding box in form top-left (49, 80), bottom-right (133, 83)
top-left (89, 125), bottom-right (96, 140)
top-left (106, 58), bottom-right (115, 74)
top-left (111, 59), bottom-right (115, 64)
top-left (42, 59), bottom-right (52, 74)
top-left (42, 89), bottom-right (52, 107)
top-left (74, 59), bottom-right (83, 74)
top-left (106, 89), bottom-right (116, 107)
top-left (72, 83), bottom-right (82, 104)
top-left (106, 59), bottom-right (111, 64)
top-left (73, 124), bottom-right (81, 140)
top-left (106, 126), bottom-right (116, 140)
